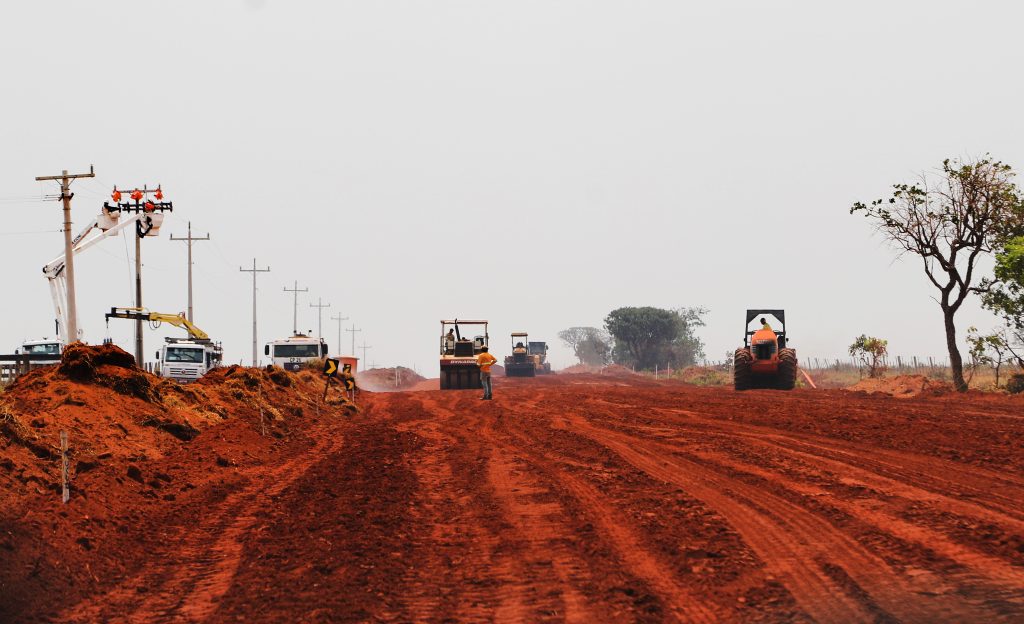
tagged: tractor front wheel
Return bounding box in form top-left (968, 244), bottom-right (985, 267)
top-left (777, 348), bottom-right (798, 390)
top-left (733, 348), bottom-right (752, 391)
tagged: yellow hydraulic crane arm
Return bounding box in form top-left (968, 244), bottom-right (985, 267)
top-left (105, 307), bottom-right (210, 341)
top-left (147, 312), bottom-right (210, 341)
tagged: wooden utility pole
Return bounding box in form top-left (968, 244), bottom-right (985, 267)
top-left (34, 165), bottom-right (95, 344)
top-left (331, 313), bottom-right (349, 357)
top-left (346, 324), bottom-right (362, 358)
top-left (169, 222), bottom-right (210, 323)
top-left (283, 280), bottom-right (308, 335)
top-left (240, 259), bottom-right (271, 366)
top-left (309, 297), bottom-right (331, 346)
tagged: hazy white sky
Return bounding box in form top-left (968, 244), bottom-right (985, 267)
top-left (2, 1), bottom-right (1022, 372)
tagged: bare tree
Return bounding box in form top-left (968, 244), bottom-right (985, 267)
top-left (852, 157), bottom-right (1024, 391)
top-left (558, 327), bottom-right (611, 366)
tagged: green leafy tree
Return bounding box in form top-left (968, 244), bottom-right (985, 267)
top-left (557, 327), bottom-right (612, 366)
top-left (982, 235), bottom-right (1024, 362)
top-left (848, 335), bottom-right (888, 378)
top-left (604, 306), bottom-right (706, 370)
top-left (966, 326), bottom-right (1017, 388)
top-left (851, 156), bottom-right (1024, 391)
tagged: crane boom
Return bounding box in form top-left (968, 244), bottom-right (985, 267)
top-left (43, 205), bottom-right (166, 344)
top-left (105, 308), bottom-right (210, 341)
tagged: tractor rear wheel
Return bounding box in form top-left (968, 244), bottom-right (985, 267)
top-left (777, 348), bottom-right (798, 390)
top-left (733, 348), bottom-right (752, 391)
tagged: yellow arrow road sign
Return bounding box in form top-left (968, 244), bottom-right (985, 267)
top-left (323, 358), bottom-right (339, 377)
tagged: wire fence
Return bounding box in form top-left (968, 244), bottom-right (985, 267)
top-left (799, 356), bottom-right (950, 372)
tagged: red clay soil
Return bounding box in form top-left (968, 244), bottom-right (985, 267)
top-left (356, 366), bottom-right (426, 392)
top-left (3, 354), bottom-right (1024, 622)
top-left (846, 374), bottom-right (953, 398)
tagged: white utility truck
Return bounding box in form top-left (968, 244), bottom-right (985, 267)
top-left (106, 308), bottom-right (222, 383)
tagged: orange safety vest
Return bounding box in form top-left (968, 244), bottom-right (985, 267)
top-left (477, 352), bottom-right (497, 373)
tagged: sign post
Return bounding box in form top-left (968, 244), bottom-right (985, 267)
top-left (322, 357), bottom-right (339, 401)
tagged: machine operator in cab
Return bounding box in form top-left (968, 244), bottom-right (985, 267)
top-left (760, 317), bottom-right (773, 331)
top-left (477, 346), bottom-right (497, 400)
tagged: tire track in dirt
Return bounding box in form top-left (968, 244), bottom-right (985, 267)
top-left (401, 391), bottom-right (720, 623)
top-left (401, 393), bottom-right (612, 622)
top-left (493, 426), bottom-right (722, 623)
top-left (636, 405), bottom-right (1024, 527)
top-left (580, 395), bottom-right (1024, 528)
top-left (681, 444), bottom-right (1024, 600)
top-left (59, 405), bottom-right (349, 624)
top-left (557, 410), bottom-right (1002, 623)
top-left (386, 392), bottom-right (538, 622)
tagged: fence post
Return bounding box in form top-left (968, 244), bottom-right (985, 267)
top-left (60, 430), bottom-right (69, 504)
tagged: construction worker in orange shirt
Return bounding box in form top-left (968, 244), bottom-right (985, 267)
top-left (477, 346), bottom-right (497, 400)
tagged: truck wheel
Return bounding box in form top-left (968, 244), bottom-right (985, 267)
top-left (734, 348), bottom-right (752, 391)
top-left (777, 349), bottom-right (798, 390)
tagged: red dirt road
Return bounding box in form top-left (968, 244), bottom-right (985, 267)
top-left (5, 373), bottom-right (1024, 622)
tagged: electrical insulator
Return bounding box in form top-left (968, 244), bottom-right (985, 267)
top-left (112, 190), bottom-right (122, 202)
top-left (130, 189), bottom-right (143, 201)
top-left (144, 200), bottom-right (156, 212)
top-left (155, 188), bottom-right (163, 200)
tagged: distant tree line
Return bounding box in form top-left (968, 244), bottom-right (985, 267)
top-left (559, 306), bottom-right (706, 371)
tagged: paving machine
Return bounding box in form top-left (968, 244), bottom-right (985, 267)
top-left (504, 332), bottom-right (536, 377)
top-left (440, 319), bottom-right (489, 389)
top-left (733, 309), bottom-right (797, 390)
top-left (529, 341), bottom-right (552, 374)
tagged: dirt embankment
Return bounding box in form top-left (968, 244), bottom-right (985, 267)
top-left (5, 362), bottom-right (1024, 622)
top-left (356, 366), bottom-right (426, 392)
top-left (845, 374), bottom-right (953, 397)
top-left (0, 344), bottom-right (353, 623)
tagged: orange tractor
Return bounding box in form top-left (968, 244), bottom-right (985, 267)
top-left (733, 309), bottom-right (797, 390)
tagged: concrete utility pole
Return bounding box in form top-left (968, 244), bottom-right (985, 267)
top-left (169, 222), bottom-right (210, 323)
top-left (346, 324), bottom-right (362, 358)
top-left (309, 297), bottom-right (331, 345)
top-left (331, 312), bottom-right (349, 356)
top-left (34, 165), bottom-right (95, 344)
top-left (283, 280), bottom-right (308, 335)
top-left (240, 259), bottom-right (271, 366)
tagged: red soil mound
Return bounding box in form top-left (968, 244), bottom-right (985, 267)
top-left (0, 344), bottom-right (354, 620)
top-left (845, 374), bottom-right (952, 398)
top-left (356, 367), bottom-right (426, 392)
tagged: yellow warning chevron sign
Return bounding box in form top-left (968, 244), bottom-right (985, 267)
top-left (323, 358), bottom-right (339, 377)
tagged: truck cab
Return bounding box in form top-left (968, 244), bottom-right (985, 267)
top-left (265, 334), bottom-right (328, 371)
top-left (156, 338), bottom-right (223, 383)
top-left (17, 339), bottom-right (63, 366)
